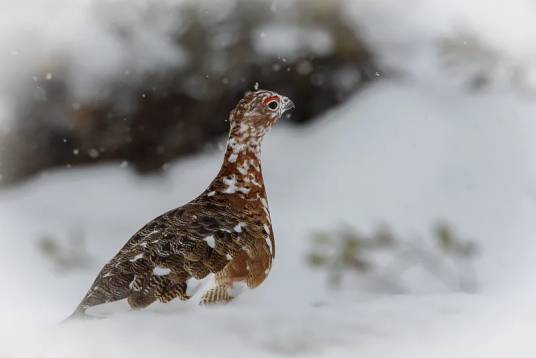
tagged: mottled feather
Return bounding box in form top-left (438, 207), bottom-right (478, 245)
top-left (68, 90), bottom-right (294, 319)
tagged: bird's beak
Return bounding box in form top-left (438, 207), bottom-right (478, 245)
top-left (280, 96), bottom-right (295, 115)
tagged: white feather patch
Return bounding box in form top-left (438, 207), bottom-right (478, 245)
top-left (153, 266), bottom-right (171, 276)
top-left (203, 235), bottom-right (216, 248)
top-left (234, 222), bottom-right (247, 232)
top-left (130, 253), bottom-right (144, 262)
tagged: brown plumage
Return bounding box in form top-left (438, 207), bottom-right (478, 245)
top-left (67, 90), bottom-right (294, 319)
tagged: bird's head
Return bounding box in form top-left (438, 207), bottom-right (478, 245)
top-left (229, 90), bottom-right (294, 138)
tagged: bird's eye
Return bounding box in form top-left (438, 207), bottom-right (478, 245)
top-left (267, 101), bottom-right (279, 110)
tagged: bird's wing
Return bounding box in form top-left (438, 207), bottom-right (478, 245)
top-left (72, 199), bottom-right (268, 315)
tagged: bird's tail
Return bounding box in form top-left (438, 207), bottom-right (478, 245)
top-left (60, 305), bottom-right (91, 324)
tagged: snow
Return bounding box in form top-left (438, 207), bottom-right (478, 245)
top-left (228, 282), bottom-right (248, 298)
top-left (1, 0), bottom-right (536, 357)
top-left (185, 277), bottom-right (209, 297)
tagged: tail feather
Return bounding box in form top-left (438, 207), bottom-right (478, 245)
top-left (61, 305), bottom-right (90, 324)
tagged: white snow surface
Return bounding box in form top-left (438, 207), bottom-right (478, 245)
top-left (1, 0), bottom-right (536, 357)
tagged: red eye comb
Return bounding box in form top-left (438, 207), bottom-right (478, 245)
top-left (262, 95), bottom-right (280, 106)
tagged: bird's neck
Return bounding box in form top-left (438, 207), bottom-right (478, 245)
top-left (210, 124), bottom-right (267, 200)
top-left (225, 121), bottom-right (265, 167)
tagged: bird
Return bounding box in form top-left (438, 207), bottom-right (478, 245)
top-left (67, 89), bottom-right (294, 319)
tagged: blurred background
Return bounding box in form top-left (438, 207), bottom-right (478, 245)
top-left (1, 0), bottom-right (535, 357)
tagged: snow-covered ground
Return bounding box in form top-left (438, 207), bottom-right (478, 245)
top-left (2, 0), bottom-right (536, 357)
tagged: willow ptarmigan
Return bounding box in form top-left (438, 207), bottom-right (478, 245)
top-left (68, 90), bottom-right (294, 319)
